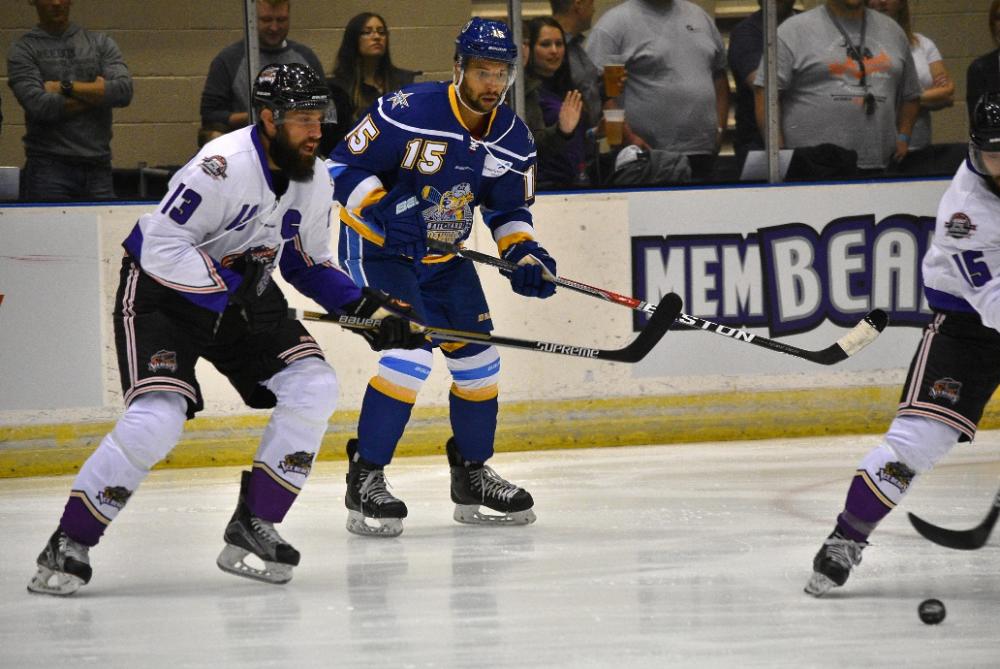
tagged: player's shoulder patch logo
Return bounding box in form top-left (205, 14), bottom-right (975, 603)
top-left (388, 90), bottom-right (413, 110)
top-left (929, 377), bottom-right (962, 405)
top-left (200, 155), bottom-right (228, 180)
top-left (944, 212), bottom-right (976, 239)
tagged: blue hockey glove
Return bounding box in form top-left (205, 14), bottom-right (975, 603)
top-left (502, 240), bottom-right (557, 298)
top-left (340, 287), bottom-right (427, 351)
top-left (364, 186), bottom-right (427, 260)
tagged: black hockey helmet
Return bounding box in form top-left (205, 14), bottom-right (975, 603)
top-left (969, 92), bottom-right (1000, 176)
top-left (252, 63), bottom-right (336, 123)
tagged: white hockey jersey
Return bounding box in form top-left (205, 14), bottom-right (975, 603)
top-left (923, 161), bottom-right (1000, 331)
top-left (123, 125), bottom-right (361, 313)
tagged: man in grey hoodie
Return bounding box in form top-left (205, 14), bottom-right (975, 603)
top-left (7, 0), bottom-right (133, 201)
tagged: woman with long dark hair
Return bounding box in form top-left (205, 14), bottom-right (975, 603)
top-left (330, 12), bottom-right (419, 123)
top-left (523, 16), bottom-right (588, 188)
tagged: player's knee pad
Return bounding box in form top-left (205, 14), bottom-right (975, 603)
top-left (369, 347), bottom-right (435, 402)
top-left (266, 357), bottom-right (339, 423)
top-left (883, 414), bottom-right (961, 474)
top-left (443, 344), bottom-right (500, 396)
top-left (113, 391), bottom-right (187, 471)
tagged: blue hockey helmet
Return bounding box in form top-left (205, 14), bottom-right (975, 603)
top-left (454, 17), bottom-right (518, 66)
top-left (969, 92), bottom-right (1000, 176)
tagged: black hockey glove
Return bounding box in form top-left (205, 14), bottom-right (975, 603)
top-left (341, 287), bottom-right (426, 351)
top-left (229, 248), bottom-right (285, 334)
top-left (364, 185), bottom-right (427, 260)
top-left (502, 240), bottom-right (558, 298)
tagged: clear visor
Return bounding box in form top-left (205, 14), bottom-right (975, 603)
top-left (460, 59), bottom-right (516, 89)
top-left (271, 103), bottom-right (337, 128)
top-left (969, 141), bottom-right (1000, 177)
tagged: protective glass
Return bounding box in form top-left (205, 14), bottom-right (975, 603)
top-left (969, 142), bottom-right (1000, 177)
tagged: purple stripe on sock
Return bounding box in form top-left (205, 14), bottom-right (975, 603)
top-left (59, 497), bottom-right (107, 547)
top-left (247, 468), bottom-right (296, 522)
top-left (837, 475), bottom-right (892, 542)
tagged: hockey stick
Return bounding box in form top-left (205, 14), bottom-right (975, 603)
top-left (288, 291), bottom-right (681, 363)
top-left (427, 239), bottom-right (889, 366)
top-left (907, 486), bottom-right (1000, 550)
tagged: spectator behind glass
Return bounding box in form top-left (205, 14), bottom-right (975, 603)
top-left (867, 0), bottom-right (953, 163)
top-left (6, 0), bottom-right (133, 201)
top-left (585, 0), bottom-right (729, 182)
top-left (329, 13), bottom-right (419, 126)
top-left (523, 17), bottom-right (587, 189)
top-left (199, 0), bottom-right (324, 145)
top-left (966, 0), bottom-right (1000, 124)
top-left (727, 0), bottom-right (796, 170)
top-left (752, 0), bottom-right (921, 175)
top-left (549, 0), bottom-right (602, 129)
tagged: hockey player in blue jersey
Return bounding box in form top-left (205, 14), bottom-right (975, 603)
top-left (26, 63), bottom-right (424, 595)
top-left (329, 18), bottom-right (558, 537)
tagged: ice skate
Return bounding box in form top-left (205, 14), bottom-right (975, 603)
top-left (345, 439), bottom-right (408, 537)
top-left (446, 438), bottom-right (536, 525)
top-left (804, 529), bottom-right (868, 597)
top-left (27, 528), bottom-right (93, 596)
top-left (217, 471), bottom-right (300, 584)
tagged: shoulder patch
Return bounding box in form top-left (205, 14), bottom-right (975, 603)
top-left (200, 155), bottom-right (228, 180)
top-left (945, 212), bottom-right (976, 239)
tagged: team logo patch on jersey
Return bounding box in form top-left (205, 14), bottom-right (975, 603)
top-left (945, 212), bottom-right (976, 239)
top-left (278, 450), bottom-right (315, 476)
top-left (97, 485), bottom-right (132, 510)
top-left (929, 377), bottom-right (962, 404)
top-left (148, 349), bottom-right (178, 373)
top-left (388, 90), bottom-right (413, 109)
top-left (200, 155), bottom-right (228, 179)
top-left (876, 461), bottom-right (916, 494)
top-left (422, 183), bottom-right (475, 244)
top-left (482, 154), bottom-right (512, 178)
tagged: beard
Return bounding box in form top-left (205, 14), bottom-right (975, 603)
top-left (268, 126), bottom-right (316, 182)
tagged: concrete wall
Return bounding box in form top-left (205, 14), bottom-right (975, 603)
top-left (0, 0), bottom-right (472, 169)
top-left (0, 1), bottom-right (993, 170)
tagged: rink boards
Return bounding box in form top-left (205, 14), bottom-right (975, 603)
top-left (5, 178), bottom-right (1000, 476)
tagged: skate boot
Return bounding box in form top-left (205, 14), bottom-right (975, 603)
top-left (217, 470), bottom-right (300, 584)
top-left (345, 439), bottom-right (408, 537)
top-left (804, 528), bottom-right (868, 597)
top-left (27, 528), bottom-right (93, 596)
top-left (446, 438), bottom-right (536, 525)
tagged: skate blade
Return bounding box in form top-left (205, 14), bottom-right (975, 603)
top-left (26, 565), bottom-right (84, 596)
top-left (216, 544), bottom-right (293, 585)
top-left (346, 510), bottom-right (403, 538)
top-left (804, 572), bottom-right (837, 597)
top-left (453, 505), bottom-right (537, 526)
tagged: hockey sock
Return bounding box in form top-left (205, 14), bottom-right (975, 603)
top-left (249, 358), bottom-right (339, 522)
top-left (449, 384), bottom-right (498, 463)
top-left (836, 443), bottom-right (916, 542)
top-left (60, 392), bottom-right (186, 546)
top-left (357, 377), bottom-right (416, 465)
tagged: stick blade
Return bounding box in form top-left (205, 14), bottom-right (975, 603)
top-left (907, 507), bottom-right (999, 550)
top-left (612, 292), bottom-right (683, 363)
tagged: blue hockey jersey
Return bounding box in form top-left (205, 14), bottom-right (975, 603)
top-left (328, 81), bottom-right (539, 259)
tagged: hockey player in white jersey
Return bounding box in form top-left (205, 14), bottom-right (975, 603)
top-left (26, 63), bottom-right (424, 596)
top-left (805, 92), bottom-right (1000, 596)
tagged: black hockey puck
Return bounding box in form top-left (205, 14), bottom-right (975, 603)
top-left (918, 598), bottom-right (946, 625)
